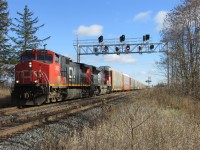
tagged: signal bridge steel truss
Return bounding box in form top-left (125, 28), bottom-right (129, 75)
top-left (73, 38), bottom-right (167, 63)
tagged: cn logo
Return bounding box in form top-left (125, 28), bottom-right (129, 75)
top-left (55, 66), bottom-right (60, 71)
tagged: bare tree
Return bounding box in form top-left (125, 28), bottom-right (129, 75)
top-left (160, 0), bottom-right (200, 99)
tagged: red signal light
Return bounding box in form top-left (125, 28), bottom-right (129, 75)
top-left (126, 45), bottom-right (130, 51)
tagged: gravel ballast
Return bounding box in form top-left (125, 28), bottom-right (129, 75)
top-left (0, 107), bottom-right (103, 150)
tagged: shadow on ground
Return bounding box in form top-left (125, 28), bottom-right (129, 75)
top-left (0, 96), bottom-right (15, 108)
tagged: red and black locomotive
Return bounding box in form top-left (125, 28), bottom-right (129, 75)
top-left (12, 49), bottom-right (146, 107)
top-left (11, 49), bottom-right (111, 106)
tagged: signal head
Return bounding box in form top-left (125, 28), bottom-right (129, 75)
top-left (120, 35), bottom-right (125, 42)
top-left (115, 46), bottom-right (119, 51)
top-left (143, 34), bottom-right (150, 42)
top-left (143, 35), bottom-right (146, 42)
top-left (126, 44), bottom-right (130, 51)
top-left (150, 44), bottom-right (154, 50)
top-left (98, 35), bottom-right (103, 43)
top-left (94, 47), bottom-right (98, 52)
top-left (104, 45), bottom-right (108, 51)
top-left (146, 34), bottom-right (150, 41)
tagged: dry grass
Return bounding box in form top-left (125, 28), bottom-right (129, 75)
top-left (39, 89), bottom-right (200, 150)
top-left (0, 88), bottom-right (10, 97)
top-left (0, 88), bottom-right (11, 106)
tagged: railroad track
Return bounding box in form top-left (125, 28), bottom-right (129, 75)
top-left (0, 92), bottom-right (131, 138)
top-left (0, 92), bottom-right (121, 117)
top-left (0, 98), bottom-right (84, 116)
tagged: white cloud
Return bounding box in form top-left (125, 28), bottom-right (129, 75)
top-left (133, 11), bottom-right (152, 22)
top-left (154, 11), bottom-right (168, 31)
top-left (74, 24), bottom-right (103, 37)
top-left (104, 55), bottom-right (137, 64)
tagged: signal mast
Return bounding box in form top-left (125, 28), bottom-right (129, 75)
top-left (145, 76), bottom-right (152, 87)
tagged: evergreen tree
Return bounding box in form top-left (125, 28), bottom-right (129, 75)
top-left (0, 0), bottom-right (13, 85)
top-left (11, 5), bottom-right (50, 52)
top-left (0, 0), bottom-right (9, 50)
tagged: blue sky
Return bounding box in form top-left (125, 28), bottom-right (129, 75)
top-left (7, 0), bottom-right (181, 85)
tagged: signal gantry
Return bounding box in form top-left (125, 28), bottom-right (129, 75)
top-left (73, 34), bottom-right (168, 63)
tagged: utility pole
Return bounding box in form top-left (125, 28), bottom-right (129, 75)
top-left (145, 76), bottom-right (152, 87)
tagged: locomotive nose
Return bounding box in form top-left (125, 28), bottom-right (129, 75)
top-left (15, 60), bottom-right (38, 84)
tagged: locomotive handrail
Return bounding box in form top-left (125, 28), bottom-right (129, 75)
top-left (40, 71), bottom-right (49, 89)
top-left (38, 71), bottom-right (50, 100)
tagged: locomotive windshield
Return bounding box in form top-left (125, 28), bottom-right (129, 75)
top-left (37, 54), bottom-right (53, 63)
top-left (21, 53), bottom-right (53, 64)
top-left (21, 54), bottom-right (35, 62)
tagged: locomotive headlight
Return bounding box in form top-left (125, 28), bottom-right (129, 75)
top-left (29, 62), bottom-right (32, 68)
top-left (16, 80), bottom-right (19, 83)
top-left (34, 80), bottom-right (38, 83)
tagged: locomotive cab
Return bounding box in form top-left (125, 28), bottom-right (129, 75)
top-left (97, 66), bottom-right (112, 94)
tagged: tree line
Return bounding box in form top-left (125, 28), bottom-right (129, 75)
top-left (160, 0), bottom-right (200, 100)
top-left (0, 0), bottom-right (50, 86)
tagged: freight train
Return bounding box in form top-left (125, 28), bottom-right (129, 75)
top-left (11, 49), bottom-right (146, 106)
